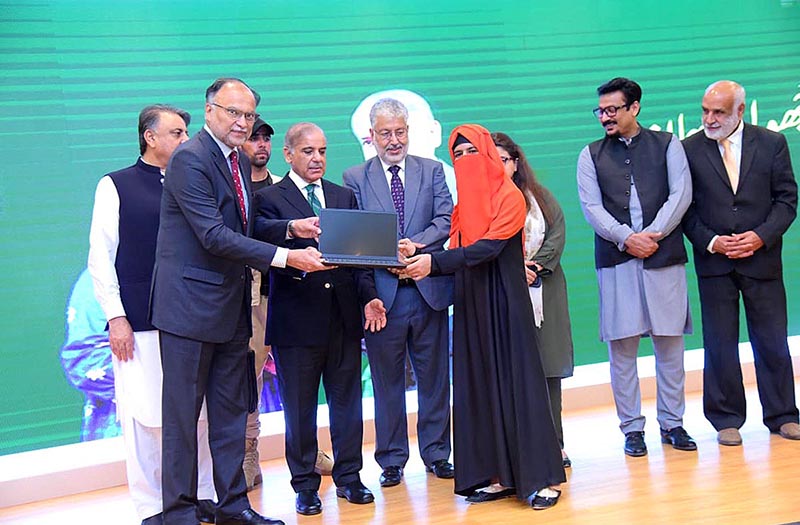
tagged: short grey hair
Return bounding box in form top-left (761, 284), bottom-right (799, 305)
top-left (369, 98), bottom-right (409, 128)
top-left (284, 122), bottom-right (324, 151)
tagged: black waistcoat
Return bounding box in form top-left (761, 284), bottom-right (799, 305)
top-left (588, 128), bottom-right (687, 269)
top-left (108, 158), bottom-right (162, 331)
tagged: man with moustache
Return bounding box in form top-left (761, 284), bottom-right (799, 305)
top-left (151, 78), bottom-right (326, 525)
top-left (254, 122), bottom-right (387, 516)
top-left (577, 77), bottom-right (696, 458)
top-left (239, 118), bottom-right (336, 488)
top-left (87, 104), bottom-right (216, 525)
top-left (682, 80), bottom-right (800, 446)
top-left (343, 98), bottom-right (454, 488)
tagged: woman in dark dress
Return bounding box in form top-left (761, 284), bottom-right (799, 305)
top-left (492, 132), bottom-right (576, 468)
top-left (405, 124), bottom-right (565, 510)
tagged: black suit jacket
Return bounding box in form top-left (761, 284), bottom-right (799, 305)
top-left (682, 123), bottom-right (797, 279)
top-left (254, 176), bottom-right (377, 347)
top-left (150, 128), bottom-right (279, 342)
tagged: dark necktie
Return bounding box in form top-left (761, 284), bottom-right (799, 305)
top-left (229, 150), bottom-right (247, 229)
top-left (305, 183), bottom-right (322, 216)
top-left (389, 165), bottom-right (404, 235)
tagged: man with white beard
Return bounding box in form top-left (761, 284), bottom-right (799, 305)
top-left (682, 80), bottom-right (800, 446)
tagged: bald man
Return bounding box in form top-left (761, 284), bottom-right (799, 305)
top-left (682, 80), bottom-right (799, 446)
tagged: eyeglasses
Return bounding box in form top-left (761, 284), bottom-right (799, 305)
top-left (592, 104), bottom-right (630, 119)
top-left (453, 146), bottom-right (479, 159)
top-left (375, 128), bottom-right (408, 141)
top-left (499, 156), bottom-right (516, 165)
top-left (210, 102), bottom-right (259, 122)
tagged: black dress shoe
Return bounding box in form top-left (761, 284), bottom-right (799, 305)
top-left (295, 490), bottom-right (322, 515)
top-left (379, 466), bottom-right (403, 487)
top-left (562, 455), bottom-right (572, 468)
top-left (426, 459), bottom-right (455, 479)
top-left (624, 431), bottom-right (647, 457)
top-left (197, 499), bottom-right (216, 523)
top-left (465, 487), bottom-right (516, 503)
top-left (335, 480), bottom-right (375, 504)
top-left (660, 426), bottom-right (697, 451)
top-left (531, 488), bottom-right (561, 510)
top-left (141, 513), bottom-right (163, 525)
top-left (216, 508), bottom-right (284, 525)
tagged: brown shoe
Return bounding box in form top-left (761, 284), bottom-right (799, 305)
top-left (314, 449), bottom-right (334, 476)
top-left (778, 422), bottom-right (800, 440)
top-left (243, 438), bottom-right (263, 490)
top-left (717, 427), bottom-right (742, 446)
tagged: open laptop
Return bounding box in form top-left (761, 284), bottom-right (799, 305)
top-left (318, 208), bottom-right (406, 268)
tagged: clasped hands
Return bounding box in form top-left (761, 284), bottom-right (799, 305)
top-left (712, 231), bottom-right (763, 259)
top-left (624, 231), bottom-right (662, 258)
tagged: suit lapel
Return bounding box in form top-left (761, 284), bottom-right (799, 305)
top-left (403, 155), bottom-right (420, 228)
top-left (739, 123), bottom-right (757, 189)
top-left (200, 129), bottom-right (248, 228)
top-left (365, 158), bottom-right (395, 213)
top-left (278, 176), bottom-right (314, 216)
top-left (701, 134), bottom-right (733, 192)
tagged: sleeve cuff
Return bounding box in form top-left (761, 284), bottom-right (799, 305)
top-left (707, 235), bottom-right (718, 253)
top-left (271, 247), bottom-right (289, 268)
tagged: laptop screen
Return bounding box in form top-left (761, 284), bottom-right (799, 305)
top-left (318, 208), bottom-right (398, 258)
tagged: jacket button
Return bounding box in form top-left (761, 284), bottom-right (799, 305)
top-left (623, 206), bottom-right (629, 210)
top-left (624, 159), bottom-right (631, 165)
top-left (625, 190), bottom-right (630, 196)
top-left (324, 283), bottom-right (331, 289)
top-left (732, 207), bottom-right (738, 212)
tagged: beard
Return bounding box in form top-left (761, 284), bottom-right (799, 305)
top-left (704, 113), bottom-right (740, 141)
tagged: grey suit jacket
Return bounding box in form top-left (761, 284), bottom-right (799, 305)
top-left (150, 128), bottom-right (278, 343)
top-left (343, 155), bottom-right (454, 311)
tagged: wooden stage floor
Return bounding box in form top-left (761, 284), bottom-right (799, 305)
top-left (2, 385), bottom-right (799, 525)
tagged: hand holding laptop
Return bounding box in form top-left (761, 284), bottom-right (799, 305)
top-left (286, 246), bottom-right (331, 273)
top-left (404, 254), bottom-right (432, 281)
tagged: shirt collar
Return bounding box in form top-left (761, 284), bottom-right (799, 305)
top-left (722, 119), bottom-right (744, 146)
top-left (378, 157), bottom-right (407, 174)
top-left (288, 170), bottom-right (321, 192)
top-left (204, 124), bottom-right (236, 159)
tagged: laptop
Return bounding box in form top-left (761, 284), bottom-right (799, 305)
top-left (318, 208), bottom-right (406, 268)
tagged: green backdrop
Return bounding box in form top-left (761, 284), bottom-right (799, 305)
top-left (1, 0), bottom-right (799, 455)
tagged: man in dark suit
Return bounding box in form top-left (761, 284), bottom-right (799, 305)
top-left (150, 78), bottom-right (326, 525)
top-left (683, 80), bottom-right (800, 446)
top-left (254, 122), bottom-right (387, 517)
top-left (343, 97), bottom-right (455, 488)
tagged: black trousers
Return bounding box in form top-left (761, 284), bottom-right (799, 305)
top-left (698, 271), bottom-right (799, 432)
top-left (272, 305), bottom-right (364, 492)
top-left (160, 309), bottom-right (251, 525)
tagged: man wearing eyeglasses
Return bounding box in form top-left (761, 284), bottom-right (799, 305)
top-left (576, 77), bottom-right (696, 459)
top-left (343, 98), bottom-right (455, 489)
top-left (151, 78), bottom-right (327, 525)
top-left (87, 104), bottom-right (217, 525)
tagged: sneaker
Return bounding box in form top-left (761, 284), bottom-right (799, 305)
top-left (242, 438), bottom-right (262, 490)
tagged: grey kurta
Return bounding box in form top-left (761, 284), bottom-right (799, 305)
top-left (525, 188), bottom-right (575, 378)
top-left (577, 134), bottom-right (693, 342)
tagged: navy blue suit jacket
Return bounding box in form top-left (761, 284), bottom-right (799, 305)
top-left (254, 176), bottom-right (378, 347)
top-left (343, 155), bottom-right (454, 311)
top-left (150, 128), bottom-right (279, 343)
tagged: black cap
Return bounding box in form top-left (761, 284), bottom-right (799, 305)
top-left (250, 117), bottom-right (275, 138)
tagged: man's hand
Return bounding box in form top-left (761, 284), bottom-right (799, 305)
top-left (726, 231), bottom-right (764, 259)
top-left (287, 246), bottom-right (330, 272)
top-left (624, 231), bottom-right (661, 258)
top-left (108, 316), bottom-right (134, 362)
top-left (364, 298), bottom-right (387, 333)
top-left (290, 217), bottom-right (321, 240)
top-left (525, 263), bottom-right (538, 286)
top-left (398, 238), bottom-right (425, 259)
top-left (711, 235), bottom-right (738, 255)
top-left (404, 254), bottom-right (432, 281)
